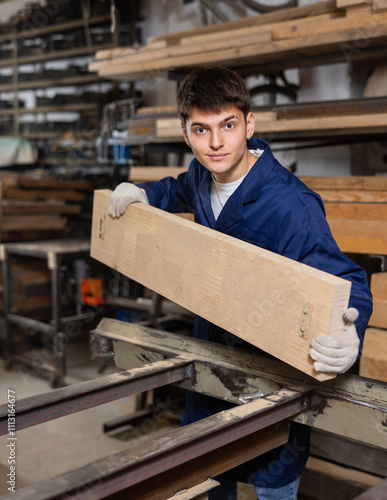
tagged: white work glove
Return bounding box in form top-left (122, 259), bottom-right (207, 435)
top-left (309, 308), bottom-right (360, 374)
top-left (109, 182), bottom-right (149, 218)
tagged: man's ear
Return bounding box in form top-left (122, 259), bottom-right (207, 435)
top-left (246, 112), bottom-right (255, 139)
top-left (181, 122), bottom-right (190, 148)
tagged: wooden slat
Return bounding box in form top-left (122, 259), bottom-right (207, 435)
top-left (91, 190), bottom-right (353, 381)
top-left (89, 31), bottom-right (273, 71)
top-left (299, 176), bottom-right (387, 191)
top-left (129, 167), bottom-right (188, 183)
top-left (337, 0), bottom-right (371, 7)
top-left (370, 272), bottom-right (387, 301)
top-left (360, 327), bottom-right (387, 382)
top-left (1, 214), bottom-right (68, 232)
top-left (5, 187), bottom-right (87, 202)
top-left (324, 202), bottom-right (387, 220)
top-left (2, 201), bottom-right (82, 215)
top-left (368, 299), bottom-right (387, 328)
top-left (319, 190), bottom-right (387, 202)
top-left (17, 177), bottom-right (93, 191)
top-left (155, 112), bottom-right (387, 138)
top-left (327, 218), bottom-right (387, 253)
top-left (146, 1), bottom-right (337, 45)
top-left (373, 0), bottom-right (387, 12)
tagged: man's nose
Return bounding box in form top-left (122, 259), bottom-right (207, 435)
top-left (210, 131), bottom-right (224, 149)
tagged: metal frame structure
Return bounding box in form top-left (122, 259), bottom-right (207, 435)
top-left (0, 238), bottom-right (91, 387)
top-left (0, 318), bottom-right (386, 499)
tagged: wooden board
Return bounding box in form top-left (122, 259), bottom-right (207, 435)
top-left (324, 202), bottom-right (387, 220)
top-left (368, 299), bottom-right (387, 328)
top-left (91, 190), bottom-right (353, 381)
top-left (370, 272), bottom-right (387, 301)
top-left (327, 218), bottom-right (387, 254)
top-left (129, 167), bottom-right (188, 183)
top-left (299, 175), bottom-right (387, 191)
top-left (4, 187), bottom-right (87, 202)
top-left (360, 327), bottom-right (387, 382)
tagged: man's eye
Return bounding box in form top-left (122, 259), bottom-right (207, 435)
top-left (225, 123), bottom-right (234, 130)
top-left (195, 128), bottom-right (206, 134)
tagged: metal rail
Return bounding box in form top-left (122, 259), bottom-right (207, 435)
top-left (0, 388), bottom-right (307, 500)
top-left (0, 357), bottom-right (191, 435)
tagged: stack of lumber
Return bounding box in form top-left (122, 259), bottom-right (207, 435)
top-left (300, 176), bottom-right (387, 255)
top-left (0, 259), bottom-right (51, 311)
top-left (127, 98), bottom-right (387, 142)
top-left (0, 172), bottom-right (93, 242)
top-left (89, 1), bottom-right (387, 81)
top-left (301, 175), bottom-right (387, 382)
top-left (360, 272), bottom-right (387, 382)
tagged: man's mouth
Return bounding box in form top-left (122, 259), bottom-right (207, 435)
top-left (207, 153), bottom-right (228, 161)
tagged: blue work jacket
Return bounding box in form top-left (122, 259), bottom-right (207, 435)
top-left (139, 137), bottom-right (373, 488)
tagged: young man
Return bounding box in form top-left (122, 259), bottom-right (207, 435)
top-left (109, 67), bottom-right (373, 499)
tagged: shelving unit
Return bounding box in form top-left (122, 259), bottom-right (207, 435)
top-left (0, 6), bottom-right (121, 142)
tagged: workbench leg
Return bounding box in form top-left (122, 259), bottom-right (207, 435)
top-left (51, 258), bottom-right (65, 387)
top-left (2, 252), bottom-right (13, 366)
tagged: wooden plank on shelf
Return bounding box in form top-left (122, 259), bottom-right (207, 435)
top-left (91, 189), bottom-right (353, 381)
top-left (0, 229), bottom-right (71, 243)
top-left (368, 299), bottom-right (387, 329)
top-left (272, 8), bottom-right (384, 40)
top-left (336, 0), bottom-right (371, 7)
top-left (373, 0), bottom-right (387, 12)
top-left (370, 272), bottom-right (387, 301)
top-left (324, 202), bottom-right (387, 220)
top-left (137, 105), bottom-right (177, 115)
top-left (155, 112), bottom-right (387, 138)
top-left (2, 200), bottom-right (82, 215)
top-left (255, 112), bottom-right (387, 132)
top-left (146, 1), bottom-right (338, 45)
top-left (17, 177), bottom-right (93, 191)
top-left (1, 214), bottom-right (68, 232)
top-left (179, 12), bottom-right (343, 46)
top-left (4, 187), bottom-right (87, 202)
top-left (360, 327), bottom-right (387, 382)
top-left (313, 190), bottom-right (387, 202)
top-left (129, 167), bottom-right (188, 183)
top-left (299, 176), bottom-right (387, 191)
top-left (327, 218), bottom-right (387, 253)
top-left (89, 30), bottom-right (273, 72)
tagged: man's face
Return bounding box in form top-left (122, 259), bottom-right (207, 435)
top-left (182, 106), bottom-right (255, 183)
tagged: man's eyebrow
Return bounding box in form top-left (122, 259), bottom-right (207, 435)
top-left (190, 114), bottom-right (238, 129)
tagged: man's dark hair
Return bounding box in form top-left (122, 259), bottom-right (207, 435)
top-left (176, 66), bottom-right (251, 125)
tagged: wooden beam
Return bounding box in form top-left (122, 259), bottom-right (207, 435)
top-left (91, 190), bottom-right (353, 381)
top-left (324, 202), bottom-right (387, 220)
top-left (370, 272), bottom-right (387, 300)
top-left (360, 327), bottom-right (387, 381)
top-left (299, 176), bottom-right (387, 191)
top-left (327, 218), bottom-right (387, 254)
